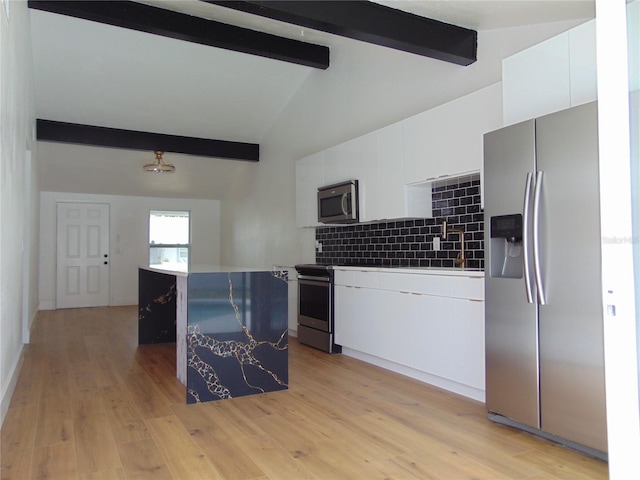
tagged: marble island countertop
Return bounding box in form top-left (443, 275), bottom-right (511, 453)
top-left (140, 264), bottom-right (270, 276)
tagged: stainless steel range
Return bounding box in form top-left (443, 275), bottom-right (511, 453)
top-left (294, 264), bottom-right (341, 353)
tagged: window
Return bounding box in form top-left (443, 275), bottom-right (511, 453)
top-left (149, 210), bottom-right (190, 270)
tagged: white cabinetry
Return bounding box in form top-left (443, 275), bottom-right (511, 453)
top-left (402, 83), bottom-right (501, 186)
top-left (332, 133), bottom-right (380, 223)
top-left (374, 124), bottom-right (405, 221)
top-left (334, 267), bottom-right (485, 401)
top-left (295, 128), bottom-right (404, 227)
top-left (334, 269), bottom-right (383, 356)
top-left (334, 284), bottom-right (380, 354)
top-left (295, 84), bottom-right (502, 227)
top-left (503, 20), bottom-right (596, 125)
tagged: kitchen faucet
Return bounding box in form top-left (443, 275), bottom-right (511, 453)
top-left (442, 221), bottom-right (466, 268)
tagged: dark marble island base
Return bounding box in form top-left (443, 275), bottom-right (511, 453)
top-left (138, 268), bottom-right (177, 344)
top-left (186, 271), bottom-right (288, 403)
top-left (138, 266), bottom-right (289, 405)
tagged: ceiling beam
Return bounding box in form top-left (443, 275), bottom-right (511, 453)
top-left (36, 119), bottom-right (260, 161)
top-left (27, 0), bottom-right (330, 69)
top-left (207, 1), bottom-right (477, 66)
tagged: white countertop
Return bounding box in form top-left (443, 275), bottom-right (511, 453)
top-left (139, 264), bottom-right (270, 276)
top-left (139, 264), bottom-right (189, 276)
top-left (331, 265), bottom-right (484, 278)
top-left (141, 264), bottom-right (483, 278)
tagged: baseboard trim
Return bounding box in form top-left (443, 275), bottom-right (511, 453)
top-left (0, 344), bottom-right (24, 428)
top-left (341, 347), bottom-right (485, 403)
top-left (38, 299), bottom-right (55, 310)
top-left (39, 299), bottom-right (139, 310)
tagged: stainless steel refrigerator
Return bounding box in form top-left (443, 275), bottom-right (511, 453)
top-left (483, 101), bottom-right (607, 459)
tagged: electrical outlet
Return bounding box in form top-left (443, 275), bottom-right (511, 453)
top-left (433, 237), bottom-right (440, 251)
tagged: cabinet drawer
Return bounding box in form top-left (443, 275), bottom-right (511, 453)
top-left (450, 276), bottom-right (484, 300)
top-left (378, 272), bottom-right (484, 300)
top-left (334, 269), bottom-right (378, 289)
top-left (378, 272), bottom-right (449, 296)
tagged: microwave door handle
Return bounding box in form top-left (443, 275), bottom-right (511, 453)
top-left (341, 193), bottom-right (349, 215)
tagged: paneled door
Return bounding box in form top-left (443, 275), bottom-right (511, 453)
top-left (56, 202), bottom-right (110, 309)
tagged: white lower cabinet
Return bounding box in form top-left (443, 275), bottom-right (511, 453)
top-left (334, 268), bottom-right (485, 401)
top-left (451, 298), bottom-right (485, 390)
top-left (334, 285), bottom-right (379, 354)
top-left (376, 289), bottom-right (412, 364)
top-left (407, 292), bottom-right (455, 381)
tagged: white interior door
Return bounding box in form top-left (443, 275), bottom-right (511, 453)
top-left (56, 202), bottom-right (110, 309)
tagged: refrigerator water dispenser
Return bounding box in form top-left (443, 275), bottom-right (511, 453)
top-left (490, 214), bottom-right (523, 278)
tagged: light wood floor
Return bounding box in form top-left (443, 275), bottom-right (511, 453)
top-left (1, 306), bottom-right (607, 479)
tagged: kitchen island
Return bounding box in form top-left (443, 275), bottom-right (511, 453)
top-left (138, 265), bottom-right (289, 404)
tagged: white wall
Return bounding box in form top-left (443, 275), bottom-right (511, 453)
top-left (596, 0), bottom-right (640, 476)
top-left (0, 0), bottom-right (39, 425)
top-left (39, 192), bottom-right (221, 309)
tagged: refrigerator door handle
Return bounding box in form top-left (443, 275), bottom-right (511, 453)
top-left (533, 170), bottom-right (547, 305)
top-left (523, 172), bottom-right (535, 303)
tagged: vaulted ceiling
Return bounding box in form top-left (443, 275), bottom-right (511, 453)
top-left (30, 1), bottom-right (595, 153)
top-left (29, 1), bottom-right (595, 199)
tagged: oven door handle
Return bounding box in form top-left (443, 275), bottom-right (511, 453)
top-left (297, 275), bottom-right (330, 283)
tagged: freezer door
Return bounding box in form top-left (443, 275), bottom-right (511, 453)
top-left (535, 101), bottom-right (607, 452)
top-left (484, 120), bottom-right (540, 429)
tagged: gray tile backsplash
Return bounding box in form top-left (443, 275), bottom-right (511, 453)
top-left (315, 174), bottom-right (484, 269)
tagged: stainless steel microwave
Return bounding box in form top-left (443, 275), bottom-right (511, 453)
top-left (317, 180), bottom-right (359, 224)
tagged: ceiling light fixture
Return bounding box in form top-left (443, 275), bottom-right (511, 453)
top-left (143, 150), bottom-right (175, 173)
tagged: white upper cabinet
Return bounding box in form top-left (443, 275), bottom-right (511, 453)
top-left (375, 124), bottom-right (405, 221)
top-left (402, 113), bottom-right (435, 184)
top-left (339, 133), bottom-right (380, 223)
top-left (322, 145), bottom-right (346, 185)
top-left (503, 20), bottom-right (596, 126)
top-left (295, 128), bottom-right (400, 227)
top-left (403, 83), bottom-right (502, 186)
top-left (503, 33), bottom-right (571, 126)
top-left (295, 84), bottom-right (502, 226)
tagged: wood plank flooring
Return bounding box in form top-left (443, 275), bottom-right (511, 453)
top-left (1, 306), bottom-right (607, 479)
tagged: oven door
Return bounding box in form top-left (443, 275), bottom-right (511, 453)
top-left (297, 276), bottom-right (331, 332)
